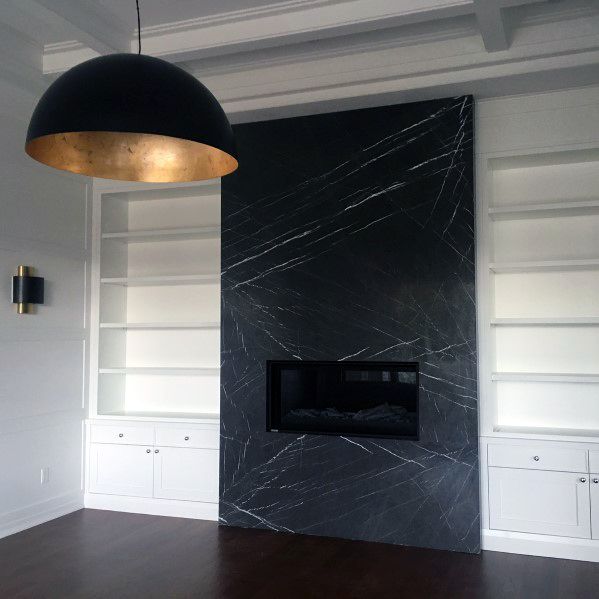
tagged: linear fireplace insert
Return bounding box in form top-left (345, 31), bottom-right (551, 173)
top-left (267, 360), bottom-right (419, 439)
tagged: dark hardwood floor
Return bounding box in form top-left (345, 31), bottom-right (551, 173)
top-left (1, 510), bottom-right (598, 598)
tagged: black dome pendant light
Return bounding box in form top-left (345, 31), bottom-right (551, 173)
top-left (25, 1), bottom-right (237, 182)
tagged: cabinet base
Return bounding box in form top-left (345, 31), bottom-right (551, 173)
top-left (84, 493), bottom-right (218, 521)
top-left (483, 529), bottom-right (599, 562)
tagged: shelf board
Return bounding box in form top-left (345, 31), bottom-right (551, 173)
top-left (100, 274), bottom-right (219, 286)
top-left (102, 226), bottom-right (220, 243)
top-left (489, 259), bottom-right (599, 273)
top-left (491, 425), bottom-right (599, 442)
top-left (100, 321), bottom-right (220, 330)
top-left (492, 372), bottom-right (599, 383)
top-left (99, 367), bottom-right (219, 376)
top-left (489, 199), bottom-right (599, 221)
top-left (96, 411), bottom-right (220, 422)
top-left (491, 317), bottom-right (599, 326)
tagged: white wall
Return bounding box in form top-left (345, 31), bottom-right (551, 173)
top-left (0, 80), bottom-right (90, 537)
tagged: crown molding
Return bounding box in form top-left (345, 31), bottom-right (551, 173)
top-left (140, 0), bottom-right (339, 35)
top-left (33, 0), bottom-right (130, 54)
top-left (42, 0), bottom-right (476, 73)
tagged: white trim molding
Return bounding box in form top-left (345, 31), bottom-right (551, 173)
top-left (0, 491), bottom-right (83, 540)
top-left (84, 493), bottom-right (218, 521)
top-left (483, 529), bottom-right (599, 563)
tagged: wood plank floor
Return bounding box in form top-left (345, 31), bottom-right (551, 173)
top-left (1, 509), bottom-right (599, 598)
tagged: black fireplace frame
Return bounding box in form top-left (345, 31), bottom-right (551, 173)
top-left (266, 360), bottom-right (420, 440)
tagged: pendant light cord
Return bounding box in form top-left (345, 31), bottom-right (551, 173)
top-left (136, 0), bottom-right (141, 54)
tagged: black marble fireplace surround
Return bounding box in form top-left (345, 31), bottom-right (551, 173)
top-left (220, 96), bottom-right (479, 553)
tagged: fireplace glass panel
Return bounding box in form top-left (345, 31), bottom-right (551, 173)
top-left (267, 361), bottom-right (419, 439)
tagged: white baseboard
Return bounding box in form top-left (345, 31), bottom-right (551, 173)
top-left (0, 491), bottom-right (84, 540)
top-left (84, 493), bottom-right (219, 521)
top-left (483, 529), bottom-right (599, 562)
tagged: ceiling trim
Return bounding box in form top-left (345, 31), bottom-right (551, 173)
top-left (43, 0), bottom-right (478, 73)
top-left (33, 0), bottom-right (130, 55)
top-left (190, 8), bottom-right (599, 121)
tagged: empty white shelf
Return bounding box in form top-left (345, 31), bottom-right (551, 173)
top-left (100, 274), bottom-right (220, 286)
top-left (491, 317), bottom-right (599, 326)
top-left (492, 425), bottom-right (599, 441)
top-left (100, 322), bottom-right (220, 330)
top-left (492, 372), bottom-right (599, 383)
top-left (99, 367), bottom-right (220, 375)
top-left (489, 259), bottom-right (599, 273)
top-left (489, 199), bottom-right (599, 220)
top-left (102, 226), bottom-right (220, 243)
top-left (97, 410), bottom-right (220, 422)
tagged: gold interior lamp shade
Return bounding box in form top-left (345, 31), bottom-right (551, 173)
top-left (26, 131), bottom-right (238, 183)
top-left (25, 54), bottom-right (238, 183)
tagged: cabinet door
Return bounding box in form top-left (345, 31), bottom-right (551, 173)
top-left (89, 443), bottom-right (154, 497)
top-left (591, 475), bottom-right (599, 539)
top-left (489, 467), bottom-right (591, 538)
top-left (153, 447), bottom-right (219, 502)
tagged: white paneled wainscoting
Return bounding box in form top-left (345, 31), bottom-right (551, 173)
top-left (476, 85), bottom-right (599, 561)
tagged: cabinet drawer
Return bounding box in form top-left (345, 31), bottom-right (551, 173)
top-left (155, 426), bottom-right (219, 449)
top-left (589, 451), bottom-right (599, 473)
top-left (90, 424), bottom-right (154, 446)
top-left (488, 444), bottom-right (587, 472)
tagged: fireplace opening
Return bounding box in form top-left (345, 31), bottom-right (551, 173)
top-left (267, 360), bottom-right (419, 439)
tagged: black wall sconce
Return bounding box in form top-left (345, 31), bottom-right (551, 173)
top-left (12, 265), bottom-right (44, 314)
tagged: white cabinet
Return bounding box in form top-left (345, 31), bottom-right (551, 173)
top-left (153, 447), bottom-right (219, 502)
top-left (87, 421), bottom-right (220, 511)
top-left (89, 443), bottom-right (154, 497)
top-left (591, 475), bottom-right (599, 539)
top-left (489, 467), bottom-right (591, 539)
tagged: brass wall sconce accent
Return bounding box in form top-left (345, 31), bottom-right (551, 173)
top-left (12, 265), bottom-right (44, 314)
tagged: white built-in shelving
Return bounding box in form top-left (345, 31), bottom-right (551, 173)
top-left (491, 372), bottom-right (599, 384)
top-left (98, 367), bottom-right (220, 376)
top-left (102, 226), bottom-right (220, 243)
top-left (101, 274), bottom-right (220, 286)
top-left (90, 180), bottom-right (222, 421)
top-left (478, 145), bottom-right (599, 439)
top-left (489, 258), bottom-right (599, 273)
top-left (489, 199), bottom-right (599, 220)
top-left (491, 317), bottom-right (599, 326)
top-left (100, 322), bottom-right (220, 329)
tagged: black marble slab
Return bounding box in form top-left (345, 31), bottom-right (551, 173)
top-left (220, 96), bottom-right (479, 552)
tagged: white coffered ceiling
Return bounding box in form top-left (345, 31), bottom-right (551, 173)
top-left (0, 0), bottom-right (598, 122)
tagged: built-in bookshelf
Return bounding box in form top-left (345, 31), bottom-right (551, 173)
top-left (479, 147), bottom-right (599, 438)
top-left (90, 181), bottom-right (221, 421)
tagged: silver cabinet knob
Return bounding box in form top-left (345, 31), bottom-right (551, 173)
top-left (118, 433), bottom-right (124, 438)
top-left (184, 436), bottom-right (190, 441)
top-left (146, 449), bottom-right (151, 454)
top-left (155, 449), bottom-right (159, 454)
top-left (533, 456), bottom-right (540, 461)
top-left (593, 478), bottom-right (599, 484)
top-left (580, 477), bottom-right (587, 483)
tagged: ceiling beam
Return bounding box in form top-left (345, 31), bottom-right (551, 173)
top-left (31, 0), bottom-right (131, 55)
top-left (473, 0), bottom-right (510, 52)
